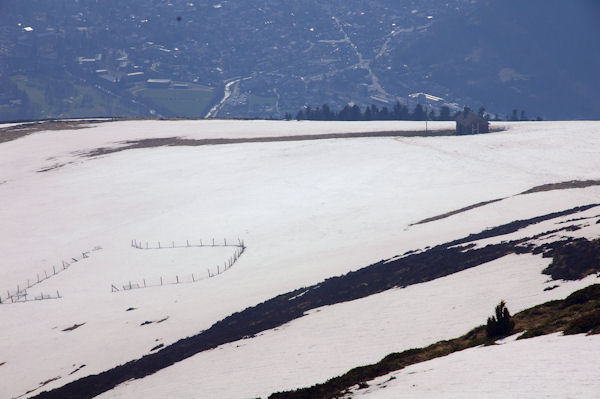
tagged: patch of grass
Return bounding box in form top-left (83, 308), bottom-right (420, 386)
top-left (136, 86), bottom-right (214, 117)
top-left (8, 75), bottom-right (143, 120)
top-left (248, 94), bottom-right (276, 112)
top-left (564, 284), bottom-right (600, 306)
top-left (564, 310), bottom-right (600, 335)
top-left (270, 284), bottom-right (600, 399)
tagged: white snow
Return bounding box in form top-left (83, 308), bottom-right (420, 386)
top-left (97, 255), bottom-right (600, 399)
top-left (347, 333), bottom-right (600, 399)
top-left (0, 120), bottom-right (599, 398)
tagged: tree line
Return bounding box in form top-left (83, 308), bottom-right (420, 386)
top-left (287, 102), bottom-right (541, 122)
top-left (288, 102), bottom-right (452, 121)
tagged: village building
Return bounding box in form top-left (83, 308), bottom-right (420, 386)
top-left (146, 78), bottom-right (172, 88)
top-left (455, 107), bottom-right (489, 134)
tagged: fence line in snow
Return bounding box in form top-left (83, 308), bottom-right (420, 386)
top-left (112, 240), bottom-right (246, 293)
top-left (0, 246), bottom-right (101, 305)
top-left (1, 290), bottom-right (63, 304)
top-left (130, 237), bottom-right (245, 250)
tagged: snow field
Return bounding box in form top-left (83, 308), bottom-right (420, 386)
top-left (97, 254), bottom-right (600, 399)
top-left (0, 120), bottom-right (599, 398)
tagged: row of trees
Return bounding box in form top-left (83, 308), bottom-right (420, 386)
top-left (289, 102), bottom-right (456, 122)
top-left (287, 102), bottom-right (540, 122)
top-left (508, 109), bottom-right (542, 121)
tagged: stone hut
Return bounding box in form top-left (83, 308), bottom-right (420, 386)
top-left (455, 107), bottom-right (489, 134)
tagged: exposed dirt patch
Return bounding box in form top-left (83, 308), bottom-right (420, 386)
top-left (412, 180), bottom-right (600, 226)
top-left (140, 316), bottom-right (169, 326)
top-left (0, 120), bottom-right (103, 144)
top-left (68, 365), bottom-right (86, 376)
top-left (61, 323), bottom-right (85, 332)
top-left (37, 162), bottom-right (74, 173)
top-left (150, 344), bottom-right (164, 352)
top-left (542, 238), bottom-right (600, 280)
top-left (544, 285), bottom-right (560, 291)
top-left (412, 198), bottom-right (505, 225)
top-left (83, 130), bottom-right (456, 157)
top-left (520, 180), bottom-right (600, 195)
top-left (19, 376), bottom-right (63, 398)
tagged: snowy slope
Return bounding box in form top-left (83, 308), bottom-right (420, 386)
top-left (346, 333), bottom-right (600, 399)
top-left (97, 254), bottom-right (600, 399)
top-left (0, 120), bottom-right (599, 398)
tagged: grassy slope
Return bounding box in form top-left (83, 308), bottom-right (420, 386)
top-left (269, 284), bottom-right (600, 399)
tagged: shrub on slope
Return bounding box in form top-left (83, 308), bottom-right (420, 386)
top-left (486, 300), bottom-right (515, 338)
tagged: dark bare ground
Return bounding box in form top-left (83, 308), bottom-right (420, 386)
top-left (0, 120), bottom-right (105, 143)
top-left (411, 198), bottom-right (505, 225)
top-left (542, 238), bottom-right (600, 280)
top-left (62, 323), bottom-right (85, 332)
top-left (412, 179), bottom-right (600, 226)
top-left (68, 365), bottom-right (86, 376)
top-left (520, 180), bottom-right (600, 194)
top-left (83, 130), bottom-right (456, 157)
